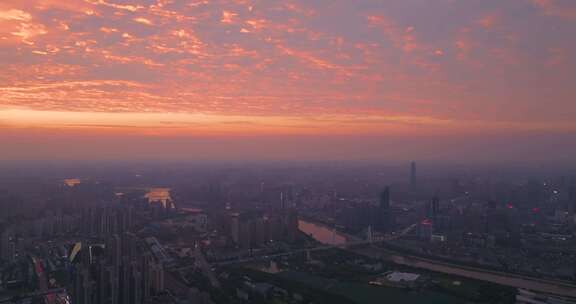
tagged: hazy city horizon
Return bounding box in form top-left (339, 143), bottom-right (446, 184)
top-left (2, 132), bottom-right (576, 163)
top-left (2, 0), bottom-right (576, 303)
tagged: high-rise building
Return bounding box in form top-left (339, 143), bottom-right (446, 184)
top-left (280, 191), bottom-right (286, 210)
top-left (282, 208), bottom-right (299, 243)
top-left (141, 253), bottom-right (152, 300)
top-left (95, 261), bottom-right (108, 304)
top-left (120, 257), bottom-right (131, 304)
top-left (0, 227), bottom-right (13, 262)
top-left (107, 266), bottom-right (119, 304)
top-left (230, 209), bottom-right (299, 248)
top-left (149, 261), bottom-right (164, 293)
top-left (67, 231), bottom-right (163, 304)
top-left (377, 187), bottom-right (392, 232)
top-left (379, 187), bottom-right (390, 210)
top-left (428, 195), bottom-right (440, 221)
top-left (107, 234), bottom-right (121, 266)
top-left (418, 219), bottom-right (433, 241)
top-left (129, 261), bottom-right (142, 304)
top-left (230, 213), bottom-right (240, 245)
top-left (7, 241), bottom-right (16, 263)
top-left (569, 184), bottom-right (576, 214)
top-left (73, 264), bottom-right (94, 304)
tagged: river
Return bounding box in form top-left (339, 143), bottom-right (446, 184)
top-left (298, 220), bottom-right (348, 245)
top-left (298, 219), bottom-right (576, 297)
top-left (145, 187), bottom-right (172, 203)
top-left (355, 247), bottom-right (576, 297)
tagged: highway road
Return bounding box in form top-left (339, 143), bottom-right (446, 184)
top-left (197, 223), bottom-right (418, 267)
top-left (172, 219), bottom-right (576, 298)
top-left (354, 246), bottom-right (576, 298)
top-left (212, 220), bottom-right (576, 298)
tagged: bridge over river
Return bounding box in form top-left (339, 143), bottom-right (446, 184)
top-left (299, 220), bottom-right (576, 298)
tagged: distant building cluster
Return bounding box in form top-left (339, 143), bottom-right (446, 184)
top-left (70, 232), bottom-right (165, 304)
top-left (229, 209), bottom-right (299, 249)
top-left (2, 161), bottom-right (576, 303)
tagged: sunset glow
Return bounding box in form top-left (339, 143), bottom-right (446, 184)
top-left (1, 0), bottom-right (576, 160)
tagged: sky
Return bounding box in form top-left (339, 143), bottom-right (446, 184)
top-left (1, 0), bottom-right (575, 162)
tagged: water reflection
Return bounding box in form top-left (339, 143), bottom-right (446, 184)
top-left (298, 220), bottom-right (347, 245)
top-left (145, 188), bottom-right (172, 207)
top-left (63, 179), bottom-right (81, 187)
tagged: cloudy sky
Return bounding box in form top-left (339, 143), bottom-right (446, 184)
top-left (1, 0), bottom-right (575, 161)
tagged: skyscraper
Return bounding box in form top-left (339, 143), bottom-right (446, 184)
top-left (107, 234), bottom-right (121, 266)
top-left (569, 184), bottom-right (576, 214)
top-left (428, 195), bottom-right (439, 221)
top-left (377, 187), bottom-right (392, 232)
top-left (379, 187), bottom-right (390, 210)
top-left (0, 227), bottom-right (12, 262)
top-left (410, 161), bottom-right (417, 191)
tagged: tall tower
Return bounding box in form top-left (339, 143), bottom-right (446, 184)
top-left (428, 195), bottom-right (439, 221)
top-left (569, 184), bottom-right (576, 214)
top-left (410, 161), bottom-right (417, 191)
top-left (280, 191), bottom-right (286, 209)
top-left (366, 225), bottom-right (373, 243)
top-left (379, 187), bottom-right (390, 210)
top-left (0, 228), bottom-right (11, 262)
top-left (377, 187), bottom-right (391, 232)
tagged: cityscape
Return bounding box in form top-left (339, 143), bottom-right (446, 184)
top-left (1, 162), bottom-right (576, 303)
top-left (1, 0), bottom-right (576, 303)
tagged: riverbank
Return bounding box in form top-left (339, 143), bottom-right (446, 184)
top-left (353, 246), bottom-right (576, 298)
top-left (298, 218), bottom-right (576, 298)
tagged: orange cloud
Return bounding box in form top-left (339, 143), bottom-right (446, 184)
top-left (100, 27), bottom-right (118, 33)
top-left (367, 14), bottom-right (440, 72)
top-left (476, 14), bottom-right (499, 29)
top-left (133, 17), bottom-right (153, 25)
top-left (245, 19), bottom-right (266, 31)
top-left (0, 8), bottom-right (46, 45)
top-left (86, 0), bottom-right (143, 12)
top-left (11, 22), bottom-right (47, 44)
top-left (0, 9), bottom-right (31, 21)
top-left (0, 0), bottom-right (573, 139)
top-left (221, 10), bottom-right (238, 24)
top-left (531, 0), bottom-right (576, 19)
